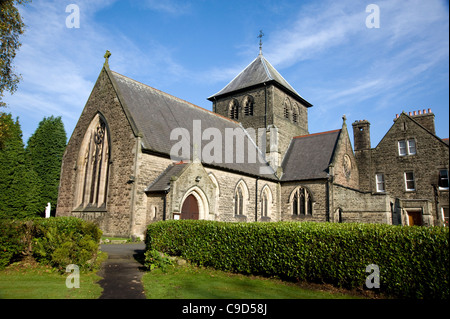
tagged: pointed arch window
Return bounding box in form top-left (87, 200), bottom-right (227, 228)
top-left (260, 185), bottom-right (272, 218)
top-left (234, 181), bottom-right (248, 216)
top-left (261, 191), bottom-right (268, 217)
top-left (292, 187), bottom-right (313, 216)
top-left (75, 114), bottom-right (110, 209)
top-left (229, 99), bottom-right (239, 120)
top-left (243, 95), bottom-right (254, 116)
top-left (235, 186), bottom-right (244, 215)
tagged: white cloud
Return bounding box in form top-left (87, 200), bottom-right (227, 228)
top-left (3, 0), bottom-right (191, 140)
top-left (143, 0), bottom-right (192, 15)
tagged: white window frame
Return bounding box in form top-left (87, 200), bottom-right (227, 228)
top-left (439, 169), bottom-right (449, 190)
top-left (398, 139), bottom-right (416, 156)
top-left (404, 172), bottom-right (416, 191)
top-left (375, 173), bottom-right (385, 193)
top-left (398, 140), bottom-right (407, 156)
top-left (407, 139), bottom-right (416, 155)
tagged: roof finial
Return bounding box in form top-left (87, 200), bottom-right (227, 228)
top-left (104, 50), bottom-right (111, 67)
top-left (257, 30), bottom-right (264, 55)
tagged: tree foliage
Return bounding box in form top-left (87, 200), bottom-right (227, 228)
top-left (0, 113), bottom-right (41, 218)
top-left (0, 0), bottom-right (31, 107)
top-left (26, 116), bottom-right (67, 213)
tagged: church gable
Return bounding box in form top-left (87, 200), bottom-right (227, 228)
top-left (328, 117), bottom-right (359, 189)
top-left (57, 65), bottom-right (140, 236)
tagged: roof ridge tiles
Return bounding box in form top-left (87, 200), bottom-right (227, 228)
top-left (111, 70), bottom-right (239, 125)
top-left (293, 129), bottom-right (341, 139)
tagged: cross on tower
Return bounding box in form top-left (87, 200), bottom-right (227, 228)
top-left (257, 30), bottom-right (264, 54)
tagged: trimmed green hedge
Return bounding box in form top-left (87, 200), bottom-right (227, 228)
top-left (0, 217), bottom-right (102, 272)
top-left (146, 220), bottom-right (449, 298)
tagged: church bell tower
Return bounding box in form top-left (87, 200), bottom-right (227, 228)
top-left (208, 36), bottom-right (312, 167)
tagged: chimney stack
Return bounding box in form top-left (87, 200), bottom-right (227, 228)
top-left (352, 120), bottom-right (371, 151)
top-left (397, 108), bottom-right (436, 135)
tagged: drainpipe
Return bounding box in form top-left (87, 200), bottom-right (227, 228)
top-left (163, 189), bottom-right (168, 221)
top-left (255, 177), bottom-right (259, 222)
top-left (326, 164), bottom-right (334, 222)
top-left (129, 135), bottom-right (141, 236)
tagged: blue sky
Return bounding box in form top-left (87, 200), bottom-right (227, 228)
top-left (3, 0), bottom-right (449, 148)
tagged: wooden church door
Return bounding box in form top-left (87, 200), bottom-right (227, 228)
top-left (181, 194), bottom-right (199, 220)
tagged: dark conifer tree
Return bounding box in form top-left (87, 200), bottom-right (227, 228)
top-left (0, 113), bottom-right (41, 218)
top-left (26, 116), bottom-right (67, 215)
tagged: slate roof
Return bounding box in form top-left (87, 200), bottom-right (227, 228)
top-left (208, 53), bottom-right (312, 107)
top-left (110, 70), bottom-right (276, 179)
top-left (281, 129), bottom-right (341, 181)
top-left (145, 162), bottom-right (188, 192)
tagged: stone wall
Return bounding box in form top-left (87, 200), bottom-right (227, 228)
top-left (129, 149), bottom-right (173, 238)
top-left (57, 67), bottom-right (139, 237)
top-left (280, 180), bottom-right (328, 222)
top-left (332, 184), bottom-right (392, 224)
top-left (203, 167), bottom-right (280, 222)
top-left (354, 112), bottom-right (449, 225)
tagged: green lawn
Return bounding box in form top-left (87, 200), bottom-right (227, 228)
top-left (1, 258), bottom-right (362, 299)
top-left (142, 263), bottom-right (360, 299)
top-left (0, 262), bottom-right (103, 299)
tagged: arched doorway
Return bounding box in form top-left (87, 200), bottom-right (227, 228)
top-left (181, 194), bottom-right (199, 220)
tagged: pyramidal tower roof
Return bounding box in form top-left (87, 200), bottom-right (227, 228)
top-left (208, 53), bottom-right (311, 107)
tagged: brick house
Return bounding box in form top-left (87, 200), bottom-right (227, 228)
top-left (56, 52), bottom-right (448, 238)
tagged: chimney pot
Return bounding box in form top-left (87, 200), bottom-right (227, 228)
top-left (409, 112), bottom-right (412, 116)
top-left (396, 114), bottom-right (399, 118)
top-left (413, 111), bottom-right (417, 115)
top-left (418, 110), bottom-right (422, 115)
top-left (428, 108), bottom-right (432, 113)
top-left (423, 109), bottom-right (426, 114)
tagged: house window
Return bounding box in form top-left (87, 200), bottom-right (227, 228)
top-left (398, 139), bottom-right (416, 156)
top-left (442, 207), bottom-right (449, 227)
top-left (375, 173), bottom-right (385, 192)
top-left (292, 187), bottom-right (313, 215)
top-left (408, 139), bottom-right (416, 155)
top-left (398, 140), bottom-right (407, 156)
top-left (404, 172), bottom-right (416, 191)
top-left (438, 169), bottom-right (449, 189)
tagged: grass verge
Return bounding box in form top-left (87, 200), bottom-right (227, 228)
top-left (142, 263), bottom-right (362, 299)
top-left (0, 254), bottom-right (106, 299)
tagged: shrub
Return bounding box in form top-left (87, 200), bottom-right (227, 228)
top-left (144, 249), bottom-right (174, 272)
top-left (0, 217), bottom-right (102, 271)
top-left (0, 220), bottom-right (27, 269)
top-left (32, 217), bottom-right (102, 272)
top-left (146, 220), bottom-right (449, 299)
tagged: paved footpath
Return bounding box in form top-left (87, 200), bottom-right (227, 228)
top-left (97, 243), bottom-right (147, 299)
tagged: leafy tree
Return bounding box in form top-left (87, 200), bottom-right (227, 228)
top-left (0, 113), bottom-right (41, 218)
top-left (26, 116), bottom-right (67, 214)
top-left (0, 0), bottom-right (31, 107)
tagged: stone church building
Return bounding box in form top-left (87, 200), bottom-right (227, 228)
top-left (56, 51), bottom-right (449, 238)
